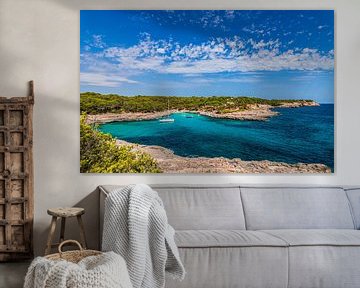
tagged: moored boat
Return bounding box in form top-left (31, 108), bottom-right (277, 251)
top-left (159, 98), bottom-right (174, 123)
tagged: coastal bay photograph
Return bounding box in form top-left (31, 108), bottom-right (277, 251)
top-left (80, 10), bottom-right (334, 174)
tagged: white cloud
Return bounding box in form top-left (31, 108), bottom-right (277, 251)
top-left (190, 76), bottom-right (261, 84)
top-left (81, 34), bottom-right (334, 77)
top-left (80, 72), bottom-right (138, 87)
top-left (226, 78), bottom-right (260, 83)
top-left (225, 10), bottom-right (235, 20)
top-left (290, 71), bottom-right (333, 82)
top-left (318, 25), bottom-right (328, 30)
top-left (90, 35), bottom-right (106, 49)
top-left (199, 11), bottom-right (221, 28)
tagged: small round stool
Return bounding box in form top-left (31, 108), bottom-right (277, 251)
top-left (45, 207), bottom-right (88, 255)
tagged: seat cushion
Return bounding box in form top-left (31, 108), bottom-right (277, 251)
top-left (287, 246), bottom-right (360, 288)
top-left (241, 187), bottom-right (355, 230)
top-left (166, 246), bottom-right (288, 288)
top-left (175, 230), bottom-right (288, 247)
top-left (261, 230), bottom-right (360, 288)
top-left (262, 229), bottom-right (360, 246)
top-left (169, 229), bottom-right (289, 288)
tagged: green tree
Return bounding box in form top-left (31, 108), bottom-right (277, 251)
top-left (80, 114), bottom-right (160, 173)
top-left (80, 92), bottom-right (314, 115)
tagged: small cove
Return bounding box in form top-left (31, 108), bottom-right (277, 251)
top-left (99, 104), bottom-right (334, 171)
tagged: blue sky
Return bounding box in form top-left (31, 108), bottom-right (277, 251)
top-left (80, 10), bottom-right (334, 103)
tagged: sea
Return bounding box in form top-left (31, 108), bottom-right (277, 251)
top-left (99, 104), bottom-right (334, 171)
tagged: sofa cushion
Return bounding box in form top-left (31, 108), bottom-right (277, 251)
top-left (287, 246), bottom-right (360, 288)
top-left (165, 247), bottom-right (288, 288)
top-left (175, 230), bottom-right (287, 248)
top-left (100, 185), bottom-right (246, 230)
top-left (345, 188), bottom-right (360, 229)
top-left (241, 187), bottom-right (355, 230)
top-left (261, 230), bottom-right (360, 288)
top-left (154, 186), bottom-right (246, 230)
top-left (262, 229), bottom-right (360, 246)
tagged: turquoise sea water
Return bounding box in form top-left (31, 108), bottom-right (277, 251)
top-left (99, 104), bottom-right (334, 171)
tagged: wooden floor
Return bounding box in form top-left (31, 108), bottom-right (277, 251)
top-left (0, 261), bottom-right (30, 288)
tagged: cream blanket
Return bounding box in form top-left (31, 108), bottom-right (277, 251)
top-left (102, 184), bottom-right (185, 288)
top-left (24, 251), bottom-right (132, 288)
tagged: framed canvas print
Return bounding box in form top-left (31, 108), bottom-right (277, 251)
top-left (80, 10), bottom-right (334, 174)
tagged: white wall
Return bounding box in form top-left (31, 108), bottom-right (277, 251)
top-left (0, 0), bottom-right (359, 256)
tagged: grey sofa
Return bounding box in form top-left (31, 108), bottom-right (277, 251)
top-left (99, 185), bottom-right (360, 288)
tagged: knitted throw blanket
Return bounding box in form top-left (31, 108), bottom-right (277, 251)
top-left (102, 184), bottom-right (185, 288)
top-left (24, 251), bottom-right (132, 288)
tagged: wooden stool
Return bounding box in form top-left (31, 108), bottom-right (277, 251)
top-left (45, 207), bottom-right (87, 255)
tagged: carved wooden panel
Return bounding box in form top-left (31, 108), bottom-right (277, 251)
top-left (0, 81), bottom-right (34, 261)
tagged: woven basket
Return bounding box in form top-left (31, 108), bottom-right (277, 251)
top-left (45, 240), bottom-right (102, 263)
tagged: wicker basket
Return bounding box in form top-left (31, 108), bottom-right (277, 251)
top-left (45, 240), bottom-right (102, 263)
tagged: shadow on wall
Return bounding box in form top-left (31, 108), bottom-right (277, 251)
top-left (32, 89), bottom-right (81, 255)
top-left (38, 187), bottom-right (100, 256)
top-left (70, 187), bottom-right (100, 249)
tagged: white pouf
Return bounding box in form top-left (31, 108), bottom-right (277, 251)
top-left (24, 251), bottom-right (133, 288)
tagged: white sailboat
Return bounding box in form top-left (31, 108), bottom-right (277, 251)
top-left (159, 118), bottom-right (175, 123)
top-left (159, 98), bottom-right (174, 123)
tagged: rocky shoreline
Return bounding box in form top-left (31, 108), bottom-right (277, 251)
top-left (86, 100), bottom-right (319, 124)
top-left (116, 140), bottom-right (331, 174)
top-left (197, 104), bottom-right (279, 121)
top-left (86, 111), bottom-right (174, 124)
